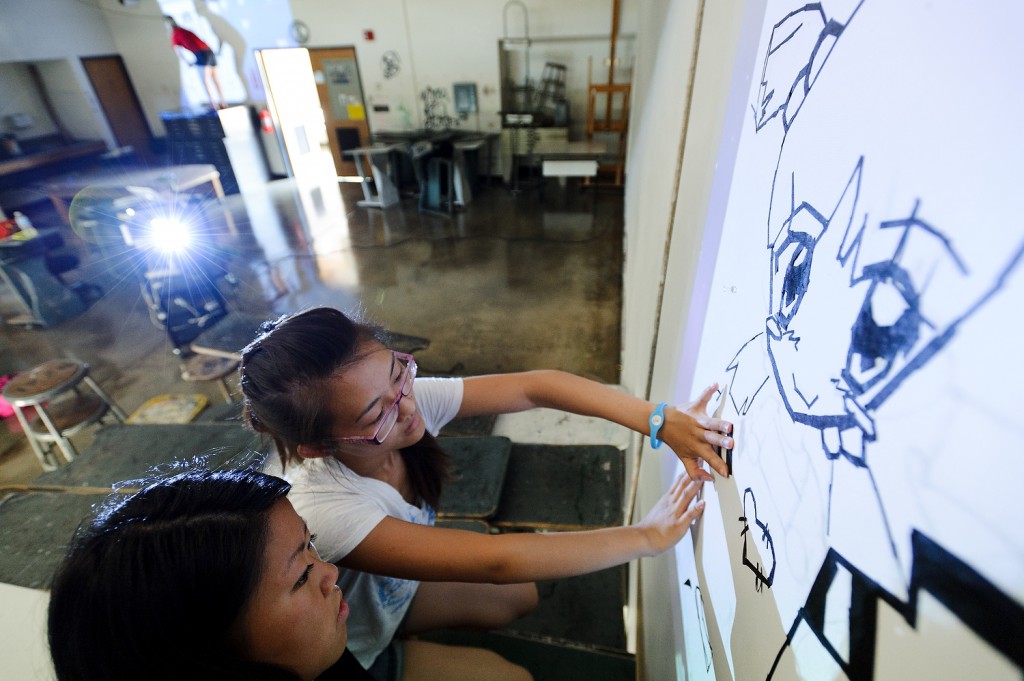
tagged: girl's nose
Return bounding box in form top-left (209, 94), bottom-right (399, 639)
top-left (397, 391), bottom-right (415, 417)
top-left (319, 559), bottom-right (339, 594)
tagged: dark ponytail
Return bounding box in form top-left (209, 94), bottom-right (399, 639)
top-left (401, 432), bottom-right (449, 510)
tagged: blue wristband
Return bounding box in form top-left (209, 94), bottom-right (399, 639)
top-left (649, 402), bottom-right (668, 449)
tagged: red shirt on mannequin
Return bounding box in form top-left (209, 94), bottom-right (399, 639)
top-left (170, 26), bottom-right (211, 55)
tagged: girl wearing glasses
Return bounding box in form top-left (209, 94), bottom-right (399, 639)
top-left (239, 307), bottom-right (731, 681)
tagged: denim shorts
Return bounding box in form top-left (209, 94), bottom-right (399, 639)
top-left (193, 49), bottom-right (217, 67)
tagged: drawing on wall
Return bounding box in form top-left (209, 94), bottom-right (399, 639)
top-left (381, 51), bottom-right (401, 79)
top-left (420, 86), bottom-right (465, 131)
top-left (676, 2), bottom-right (1024, 679)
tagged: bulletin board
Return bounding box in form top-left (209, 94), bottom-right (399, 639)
top-left (671, 1), bottom-right (1024, 679)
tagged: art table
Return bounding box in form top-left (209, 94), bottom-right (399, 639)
top-left (532, 139), bottom-right (606, 185)
top-left (344, 143), bottom-right (406, 209)
top-left (0, 228), bottom-right (86, 327)
top-left (45, 163), bottom-right (237, 235)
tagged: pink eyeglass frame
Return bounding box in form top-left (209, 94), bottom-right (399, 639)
top-left (331, 351), bottom-right (417, 445)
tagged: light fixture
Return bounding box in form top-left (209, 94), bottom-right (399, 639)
top-left (148, 217), bottom-right (192, 253)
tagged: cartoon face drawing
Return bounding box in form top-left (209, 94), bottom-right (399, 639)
top-left (763, 150), bottom-right (992, 464)
top-left (764, 159), bottom-right (868, 443)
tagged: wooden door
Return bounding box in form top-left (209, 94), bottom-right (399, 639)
top-left (308, 47), bottom-right (370, 177)
top-left (81, 56), bottom-right (156, 164)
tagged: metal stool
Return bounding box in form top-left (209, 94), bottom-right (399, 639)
top-left (2, 359), bottom-right (127, 471)
top-left (180, 354), bottom-right (238, 404)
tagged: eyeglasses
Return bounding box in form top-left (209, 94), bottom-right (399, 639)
top-left (333, 351), bottom-right (417, 446)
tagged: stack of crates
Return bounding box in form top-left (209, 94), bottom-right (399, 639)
top-left (160, 110), bottom-right (240, 194)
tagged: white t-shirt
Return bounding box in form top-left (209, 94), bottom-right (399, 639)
top-left (284, 377), bottom-right (464, 668)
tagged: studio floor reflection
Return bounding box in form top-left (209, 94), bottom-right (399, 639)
top-left (0, 155), bottom-right (624, 484)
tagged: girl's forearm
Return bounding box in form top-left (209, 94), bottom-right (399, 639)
top-left (521, 371), bottom-right (731, 477)
top-left (345, 474), bottom-right (703, 584)
top-left (521, 370), bottom-right (654, 432)
top-left (468, 524), bottom-right (652, 584)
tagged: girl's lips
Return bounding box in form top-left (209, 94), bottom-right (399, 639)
top-left (403, 412), bottom-right (420, 435)
top-left (338, 596), bottom-right (349, 623)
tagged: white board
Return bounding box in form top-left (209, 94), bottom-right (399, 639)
top-left (674, 1), bottom-right (1024, 679)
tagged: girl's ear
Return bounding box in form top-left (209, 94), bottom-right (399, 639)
top-left (296, 443), bottom-right (331, 460)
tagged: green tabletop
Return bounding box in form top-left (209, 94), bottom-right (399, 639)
top-left (437, 436), bottom-right (512, 519)
top-left (491, 444), bottom-right (624, 530)
top-left (0, 423), bottom-right (268, 589)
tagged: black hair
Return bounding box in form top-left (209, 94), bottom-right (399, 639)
top-left (47, 468), bottom-right (300, 681)
top-left (239, 307), bottom-right (450, 508)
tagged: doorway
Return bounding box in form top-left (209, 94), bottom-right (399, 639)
top-left (254, 47), bottom-right (332, 180)
top-left (307, 47), bottom-right (370, 177)
top-left (80, 56), bottom-right (156, 164)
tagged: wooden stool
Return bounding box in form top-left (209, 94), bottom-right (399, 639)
top-left (181, 354), bottom-right (238, 404)
top-left (2, 359), bottom-right (127, 471)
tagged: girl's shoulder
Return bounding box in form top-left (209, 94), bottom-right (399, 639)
top-left (413, 375), bottom-right (462, 394)
top-left (411, 376), bottom-right (464, 433)
top-left (286, 457), bottom-right (358, 493)
top-left (288, 458), bottom-right (411, 514)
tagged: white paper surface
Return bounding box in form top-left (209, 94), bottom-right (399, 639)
top-left (674, 1), bottom-right (1024, 679)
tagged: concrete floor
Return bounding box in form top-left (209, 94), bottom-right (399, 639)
top-left (0, 153), bottom-right (624, 484)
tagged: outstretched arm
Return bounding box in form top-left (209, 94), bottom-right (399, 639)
top-left (460, 370), bottom-right (733, 480)
top-left (341, 473), bottom-right (704, 583)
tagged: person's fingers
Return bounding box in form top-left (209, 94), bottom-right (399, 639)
top-left (680, 477), bottom-right (703, 508)
top-left (695, 444), bottom-right (729, 477)
top-left (692, 383), bottom-right (718, 411)
top-left (669, 473), bottom-right (687, 499)
top-left (682, 499), bottom-right (707, 525)
top-left (662, 475), bottom-right (686, 507)
top-left (682, 457), bottom-right (716, 483)
top-left (707, 417), bottom-right (733, 435)
top-left (703, 429), bottom-right (734, 450)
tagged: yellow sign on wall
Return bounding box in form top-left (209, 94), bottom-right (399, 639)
top-left (347, 104), bottom-right (366, 120)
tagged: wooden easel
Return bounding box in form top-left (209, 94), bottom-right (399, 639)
top-left (585, 66), bottom-right (630, 186)
top-left (585, 0), bottom-right (630, 186)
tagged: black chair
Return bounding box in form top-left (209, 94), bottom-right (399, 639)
top-left (42, 231), bottom-right (103, 305)
top-left (140, 267), bottom-right (229, 352)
